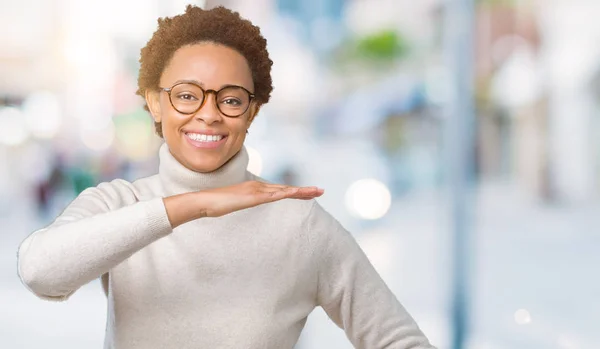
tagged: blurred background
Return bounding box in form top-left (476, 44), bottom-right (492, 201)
top-left (1, 0), bottom-right (599, 348)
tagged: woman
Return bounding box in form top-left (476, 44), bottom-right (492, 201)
top-left (17, 5), bottom-right (436, 349)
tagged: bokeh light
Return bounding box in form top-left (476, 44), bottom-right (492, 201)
top-left (22, 91), bottom-right (62, 139)
top-left (80, 121), bottom-right (116, 152)
top-left (345, 178), bottom-right (392, 220)
top-left (514, 309), bottom-right (532, 325)
top-left (0, 107), bottom-right (29, 146)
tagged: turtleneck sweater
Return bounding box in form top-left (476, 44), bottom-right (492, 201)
top-left (17, 143), bottom-right (436, 349)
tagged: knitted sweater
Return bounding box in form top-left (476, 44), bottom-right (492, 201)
top-left (17, 143), bottom-right (435, 349)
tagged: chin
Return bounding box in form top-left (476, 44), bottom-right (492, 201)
top-left (188, 160), bottom-right (221, 173)
top-left (180, 148), bottom-right (224, 172)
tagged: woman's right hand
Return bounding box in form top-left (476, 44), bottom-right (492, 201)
top-left (163, 181), bottom-right (324, 228)
top-left (198, 181), bottom-right (324, 217)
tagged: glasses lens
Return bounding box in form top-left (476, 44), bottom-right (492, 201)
top-left (216, 86), bottom-right (251, 117)
top-left (170, 83), bottom-right (204, 114)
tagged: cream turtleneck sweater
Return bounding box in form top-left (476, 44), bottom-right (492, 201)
top-left (17, 143), bottom-right (435, 349)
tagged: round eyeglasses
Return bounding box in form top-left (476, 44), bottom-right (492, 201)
top-left (159, 82), bottom-right (255, 117)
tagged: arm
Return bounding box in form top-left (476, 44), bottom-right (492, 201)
top-left (18, 180), bottom-right (324, 301)
top-left (17, 181), bottom-right (173, 301)
top-left (307, 201), bottom-right (436, 349)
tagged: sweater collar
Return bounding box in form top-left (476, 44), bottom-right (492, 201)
top-left (158, 142), bottom-right (249, 196)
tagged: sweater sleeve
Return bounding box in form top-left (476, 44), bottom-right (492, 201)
top-left (307, 201), bottom-right (436, 349)
top-left (17, 181), bottom-right (173, 301)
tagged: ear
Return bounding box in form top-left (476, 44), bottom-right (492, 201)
top-left (145, 89), bottom-right (162, 123)
top-left (246, 102), bottom-right (261, 127)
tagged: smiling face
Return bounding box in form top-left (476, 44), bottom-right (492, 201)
top-left (146, 42), bottom-right (258, 173)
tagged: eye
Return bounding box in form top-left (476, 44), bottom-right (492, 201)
top-left (176, 93), bottom-right (199, 101)
top-left (221, 98), bottom-right (242, 106)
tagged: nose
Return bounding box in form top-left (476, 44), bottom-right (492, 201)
top-left (194, 91), bottom-right (223, 125)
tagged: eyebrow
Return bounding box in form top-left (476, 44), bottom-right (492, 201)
top-left (172, 79), bottom-right (252, 91)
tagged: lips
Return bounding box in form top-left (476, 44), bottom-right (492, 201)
top-left (182, 128), bottom-right (227, 136)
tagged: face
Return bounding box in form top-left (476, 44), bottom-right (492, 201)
top-left (146, 43), bottom-right (258, 173)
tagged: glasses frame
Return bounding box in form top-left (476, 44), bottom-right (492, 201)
top-left (159, 81), bottom-right (256, 118)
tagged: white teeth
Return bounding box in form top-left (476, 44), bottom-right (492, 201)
top-left (186, 133), bottom-right (224, 142)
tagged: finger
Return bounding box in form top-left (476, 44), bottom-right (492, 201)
top-left (288, 192), bottom-right (323, 200)
top-left (260, 187), bottom-right (299, 196)
top-left (260, 186), bottom-right (321, 201)
top-left (258, 187), bottom-right (297, 201)
top-left (295, 187), bottom-right (323, 195)
top-left (261, 183), bottom-right (294, 191)
top-left (287, 187), bottom-right (321, 196)
top-left (260, 187), bottom-right (298, 193)
top-left (292, 194), bottom-right (322, 200)
top-left (288, 188), bottom-right (324, 199)
top-left (263, 184), bottom-right (320, 191)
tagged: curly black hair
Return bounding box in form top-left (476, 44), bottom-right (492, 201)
top-left (136, 5), bottom-right (273, 137)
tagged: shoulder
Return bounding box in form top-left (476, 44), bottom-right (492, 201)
top-left (80, 174), bottom-right (161, 210)
top-left (130, 174), bottom-right (162, 199)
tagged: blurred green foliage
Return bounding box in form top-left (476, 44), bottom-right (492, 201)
top-left (331, 29), bottom-right (410, 71)
top-left (354, 30), bottom-right (408, 61)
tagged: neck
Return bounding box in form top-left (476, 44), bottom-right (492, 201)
top-left (158, 143), bottom-right (249, 196)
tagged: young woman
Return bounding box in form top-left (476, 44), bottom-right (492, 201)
top-left (17, 5), bottom-right (436, 349)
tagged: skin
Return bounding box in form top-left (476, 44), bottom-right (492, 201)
top-left (144, 42), bottom-right (324, 228)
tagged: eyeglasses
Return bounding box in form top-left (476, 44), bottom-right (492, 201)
top-left (159, 82), bottom-right (255, 117)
